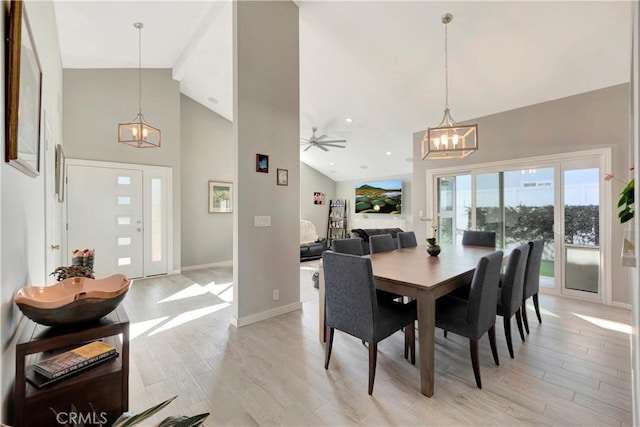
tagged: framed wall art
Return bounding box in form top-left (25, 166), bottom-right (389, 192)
top-left (209, 181), bottom-right (233, 213)
top-left (277, 168), bottom-right (288, 186)
top-left (256, 154), bottom-right (269, 173)
top-left (55, 144), bottom-right (65, 202)
top-left (6, 0), bottom-right (43, 177)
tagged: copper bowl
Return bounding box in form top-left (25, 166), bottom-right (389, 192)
top-left (15, 274), bottom-right (131, 327)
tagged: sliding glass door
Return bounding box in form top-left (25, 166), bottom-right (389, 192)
top-left (562, 161), bottom-right (600, 295)
top-left (432, 154), bottom-right (604, 300)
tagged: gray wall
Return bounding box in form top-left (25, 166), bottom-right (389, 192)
top-left (233, 1), bottom-right (300, 324)
top-left (336, 173), bottom-right (413, 234)
top-left (300, 162), bottom-right (335, 238)
top-left (180, 95), bottom-right (233, 268)
top-left (0, 1), bottom-right (64, 422)
top-left (412, 83), bottom-right (630, 305)
top-left (63, 68), bottom-right (182, 271)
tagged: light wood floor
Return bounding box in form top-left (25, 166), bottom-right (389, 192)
top-left (125, 266), bottom-right (632, 426)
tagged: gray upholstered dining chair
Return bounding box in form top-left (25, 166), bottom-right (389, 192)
top-left (332, 236), bottom-right (399, 304)
top-left (497, 243), bottom-right (530, 358)
top-left (397, 231), bottom-right (418, 248)
top-left (522, 238), bottom-right (544, 334)
top-left (447, 230), bottom-right (497, 302)
top-left (435, 250), bottom-right (504, 389)
top-left (331, 238), bottom-right (364, 256)
top-left (462, 230), bottom-right (497, 247)
top-left (369, 234), bottom-right (396, 254)
top-left (322, 251), bottom-right (416, 395)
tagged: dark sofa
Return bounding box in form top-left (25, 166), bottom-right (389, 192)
top-left (350, 228), bottom-right (404, 254)
top-left (300, 239), bottom-right (326, 261)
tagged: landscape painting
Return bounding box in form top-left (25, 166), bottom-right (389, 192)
top-left (355, 180), bottom-right (402, 214)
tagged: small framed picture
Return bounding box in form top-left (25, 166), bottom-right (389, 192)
top-left (277, 168), bottom-right (288, 186)
top-left (208, 181), bottom-right (233, 213)
top-left (313, 192), bottom-right (325, 205)
top-left (256, 153), bottom-right (269, 173)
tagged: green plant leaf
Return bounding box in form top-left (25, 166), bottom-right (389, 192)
top-left (112, 396), bottom-right (177, 427)
top-left (157, 413), bottom-right (210, 427)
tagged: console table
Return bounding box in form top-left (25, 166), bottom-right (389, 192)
top-left (14, 306), bottom-right (129, 427)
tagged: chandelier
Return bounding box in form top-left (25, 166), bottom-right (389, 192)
top-left (118, 22), bottom-right (161, 148)
top-left (422, 13), bottom-right (477, 160)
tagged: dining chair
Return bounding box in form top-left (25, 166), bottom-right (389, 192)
top-left (497, 243), bottom-right (530, 358)
top-left (331, 238), bottom-right (364, 256)
top-left (369, 234), bottom-right (396, 254)
top-left (522, 238), bottom-right (544, 334)
top-left (397, 231), bottom-right (418, 248)
top-left (462, 230), bottom-right (497, 248)
top-left (435, 250), bottom-right (504, 389)
top-left (332, 236), bottom-right (400, 305)
top-left (322, 251), bottom-right (417, 395)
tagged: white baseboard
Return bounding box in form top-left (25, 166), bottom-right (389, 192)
top-left (611, 301), bottom-right (632, 310)
top-left (181, 260), bottom-right (233, 271)
top-left (231, 301), bottom-right (302, 328)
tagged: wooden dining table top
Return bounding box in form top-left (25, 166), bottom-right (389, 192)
top-left (368, 244), bottom-right (500, 291)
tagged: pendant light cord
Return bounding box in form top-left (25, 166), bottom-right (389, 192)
top-left (444, 19), bottom-right (449, 110)
top-left (138, 24), bottom-right (142, 116)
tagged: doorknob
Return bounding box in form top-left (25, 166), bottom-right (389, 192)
top-left (137, 228), bottom-right (142, 232)
top-left (51, 244), bottom-right (60, 250)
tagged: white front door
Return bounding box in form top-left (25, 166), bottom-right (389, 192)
top-left (67, 165), bottom-right (144, 278)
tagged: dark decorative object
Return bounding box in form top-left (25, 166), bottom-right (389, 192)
top-left (14, 274), bottom-right (131, 327)
top-left (256, 153), bottom-right (269, 173)
top-left (6, 0), bottom-right (43, 177)
top-left (426, 238), bottom-right (441, 257)
top-left (50, 265), bottom-right (95, 281)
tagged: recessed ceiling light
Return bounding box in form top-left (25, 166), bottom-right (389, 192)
top-left (345, 118), bottom-right (353, 123)
top-left (329, 162), bottom-right (334, 166)
top-left (386, 151), bottom-right (392, 156)
top-left (360, 165), bottom-right (368, 169)
top-left (207, 97), bottom-right (218, 104)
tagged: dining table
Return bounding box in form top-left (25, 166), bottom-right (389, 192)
top-left (318, 243), bottom-right (501, 397)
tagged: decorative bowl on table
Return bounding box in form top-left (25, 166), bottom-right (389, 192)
top-left (14, 274), bottom-right (131, 327)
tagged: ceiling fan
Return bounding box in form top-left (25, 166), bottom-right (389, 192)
top-left (300, 127), bottom-right (347, 152)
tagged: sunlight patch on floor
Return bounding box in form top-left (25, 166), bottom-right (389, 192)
top-left (203, 281), bottom-right (233, 302)
top-left (527, 304), bottom-right (560, 318)
top-left (149, 302), bottom-right (230, 336)
top-left (157, 283), bottom-right (209, 303)
top-left (572, 313), bottom-right (632, 334)
top-left (130, 316), bottom-right (169, 340)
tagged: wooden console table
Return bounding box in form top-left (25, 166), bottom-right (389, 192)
top-left (14, 306), bottom-right (129, 427)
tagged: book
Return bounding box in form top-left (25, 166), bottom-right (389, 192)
top-left (26, 352), bottom-right (118, 389)
top-left (32, 340), bottom-right (117, 379)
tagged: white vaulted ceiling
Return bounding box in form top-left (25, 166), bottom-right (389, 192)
top-left (54, 1), bottom-right (632, 181)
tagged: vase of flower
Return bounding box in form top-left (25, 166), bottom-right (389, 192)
top-left (426, 238), bottom-right (441, 257)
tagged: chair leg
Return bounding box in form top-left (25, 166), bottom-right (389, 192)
top-left (324, 327), bottom-right (334, 369)
top-left (504, 316), bottom-right (514, 359)
top-left (488, 325), bottom-right (499, 366)
top-left (533, 293), bottom-right (542, 324)
top-left (444, 330), bottom-right (448, 338)
top-left (469, 339), bottom-right (482, 389)
top-left (522, 300), bottom-right (530, 334)
top-left (515, 309), bottom-right (526, 342)
top-left (368, 343), bottom-right (378, 395)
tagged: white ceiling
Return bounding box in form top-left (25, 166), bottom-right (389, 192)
top-left (53, 1), bottom-right (632, 182)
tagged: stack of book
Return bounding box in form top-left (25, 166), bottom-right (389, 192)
top-left (27, 340), bottom-right (117, 388)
